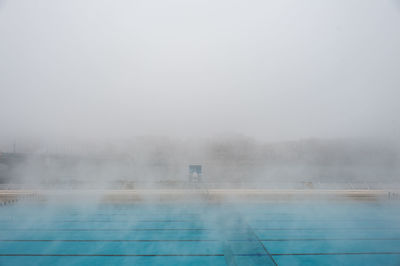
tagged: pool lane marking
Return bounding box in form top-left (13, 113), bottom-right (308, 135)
top-left (0, 220), bottom-right (198, 223)
top-left (0, 254), bottom-right (225, 257)
top-left (2, 252), bottom-right (400, 257)
top-left (261, 238), bottom-right (400, 241)
top-left (1, 219), bottom-right (398, 224)
top-left (252, 231), bottom-right (278, 265)
top-left (270, 252), bottom-right (400, 256)
top-left (240, 220), bottom-right (278, 266)
top-left (61, 220), bottom-right (196, 222)
top-left (2, 217), bottom-right (398, 221)
top-left (18, 220), bottom-right (194, 222)
top-left (0, 239), bottom-right (219, 242)
top-left (0, 228), bottom-right (211, 231)
top-left (2, 238), bottom-right (400, 242)
top-left (3, 227), bottom-right (399, 231)
top-left (254, 227), bottom-right (400, 230)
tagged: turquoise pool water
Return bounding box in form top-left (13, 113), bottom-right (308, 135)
top-left (0, 201), bottom-right (399, 265)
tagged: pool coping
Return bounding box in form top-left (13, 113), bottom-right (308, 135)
top-left (1, 189), bottom-right (399, 203)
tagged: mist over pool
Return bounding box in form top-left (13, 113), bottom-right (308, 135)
top-left (1, 0), bottom-right (400, 265)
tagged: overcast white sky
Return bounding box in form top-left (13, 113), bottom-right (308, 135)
top-left (0, 0), bottom-right (399, 143)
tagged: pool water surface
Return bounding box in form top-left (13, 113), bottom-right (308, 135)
top-left (0, 201), bottom-right (399, 265)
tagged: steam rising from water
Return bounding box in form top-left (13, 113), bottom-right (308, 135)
top-left (0, 137), bottom-right (399, 190)
top-left (0, 2), bottom-right (399, 265)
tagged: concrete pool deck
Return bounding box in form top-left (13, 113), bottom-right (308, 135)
top-left (1, 189), bottom-right (399, 203)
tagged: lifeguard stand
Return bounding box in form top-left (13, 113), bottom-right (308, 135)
top-left (188, 165), bottom-right (202, 183)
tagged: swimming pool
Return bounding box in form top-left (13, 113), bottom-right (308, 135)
top-left (1, 201), bottom-right (399, 265)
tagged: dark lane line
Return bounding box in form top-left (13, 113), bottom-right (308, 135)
top-left (255, 227), bottom-right (400, 230)
top-left (253, 219), bottom-right (400, 222)
top-left (0, 239), bottom-right (218, 242)
top-left (2, 227), bottom-right (398, 231)
top-left (271, 252), bottom-right (400, 256)
top-left (260, 238), bottom-right (400, 241)
top-left (1, 252), bottom-right (400, 257)
top-left (0, 254), bottom-right (224, 257)
top-left (0, 228), bottom-right (211, 231)
top-left (0, 220), bottom-right (197, 222)
top-left (2, 238), bottom-right (400, 242)
top-left (1, 218), bottom-right (397, 222)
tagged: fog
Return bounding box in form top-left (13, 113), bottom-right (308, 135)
top-left (1, 0), bottom-right (400, 142)
top-left (0, 137), bottom-right (399, 189)
top-left (1, 0), bottom-right (400, 189)
top-left (1, 3), bottom-right (400, 265)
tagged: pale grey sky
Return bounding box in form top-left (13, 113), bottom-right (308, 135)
top-left (0, 0), bottom-right (399, 143)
